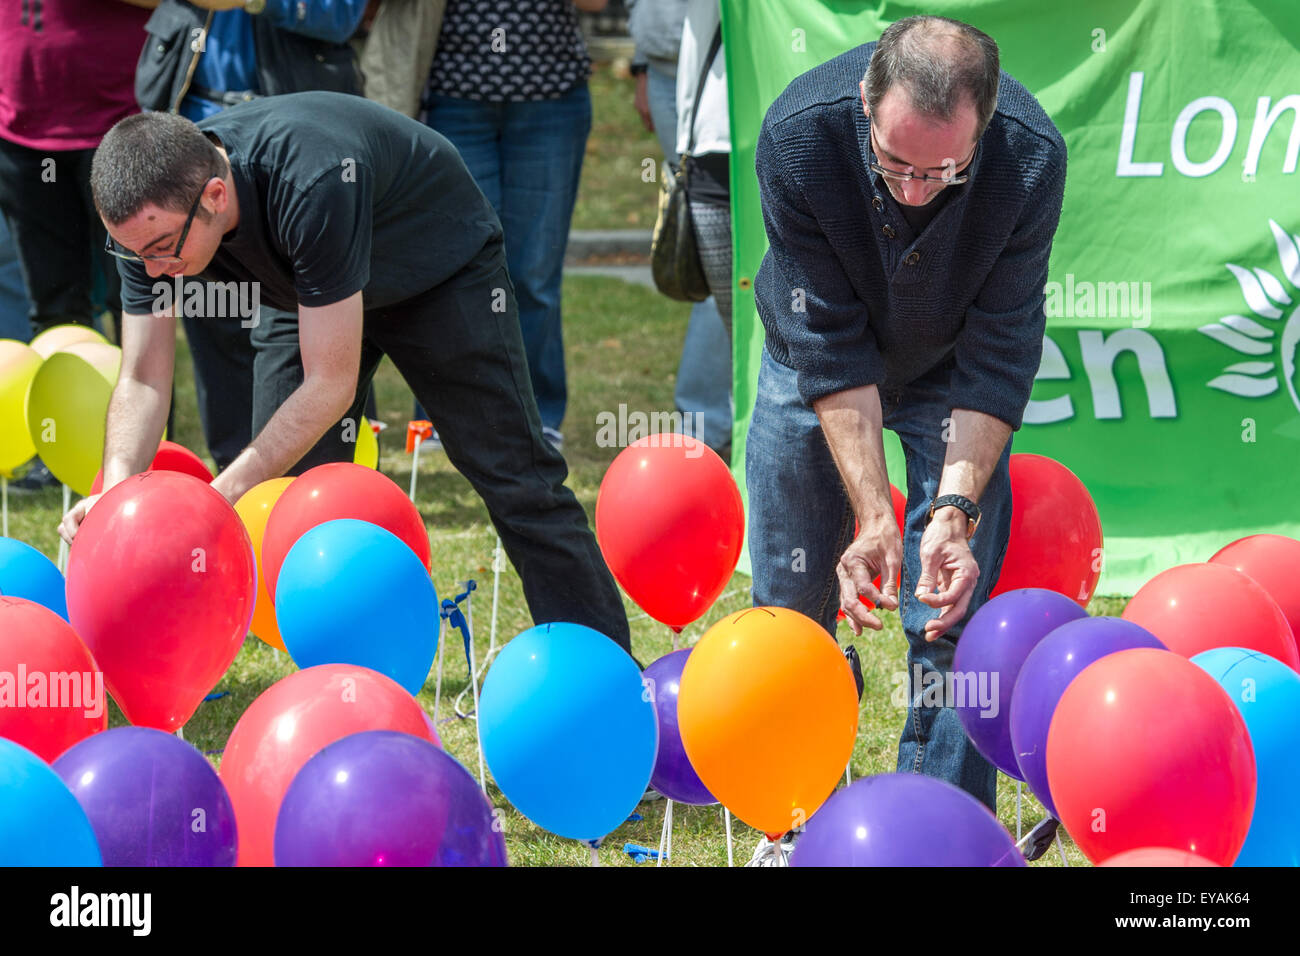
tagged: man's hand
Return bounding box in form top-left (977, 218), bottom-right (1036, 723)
top-left (634, 72), bottom-right (654, 132)
top-left (58, 494), bottom-right (103, 546)
top-left (836, 510), bottom-right (902, 636)
top-left (915, 509), bottom-right (979, 642)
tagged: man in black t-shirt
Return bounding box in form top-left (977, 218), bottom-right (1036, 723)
top-left (58, 92), bottom-right (632, 655)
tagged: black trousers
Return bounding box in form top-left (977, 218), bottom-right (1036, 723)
top-left (247, 236), bottom-right (632, 653)
top-left (0, 136), bottom-right (120, 335)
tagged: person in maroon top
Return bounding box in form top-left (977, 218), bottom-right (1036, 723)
top-left (0, 0), bottom-right (152, 489)
top-left (0, 0), bottom-right (153, 339)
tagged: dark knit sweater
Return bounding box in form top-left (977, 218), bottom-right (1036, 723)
top-left (754, 42), bottom-right (1067, 430)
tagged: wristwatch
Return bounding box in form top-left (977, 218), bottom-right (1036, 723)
top-left (244, 0), bottom-right (266, 15)
top-left (927, 494), bottom-right (981, 539)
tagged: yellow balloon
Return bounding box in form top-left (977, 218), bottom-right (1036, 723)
top-left (678, 607), bottom-right (860, 838)
top-left (354, 416), bottom-right (379, 469)
top-left (0, 339), bottom-right (43, 475)
top-left (24, 341), bottom-right (121, 495)
top-left (28, 324), bottom-right (109, 359)
top-left (234, 477), bottom-right (295, 651)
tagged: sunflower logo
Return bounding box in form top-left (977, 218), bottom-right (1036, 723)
top-left (1200, 220), bottom-right (1300, 412)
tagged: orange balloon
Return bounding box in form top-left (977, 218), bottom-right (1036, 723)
top-left (677, 607), bottom-right (859, 837)
top-left (234, 477), bottom-right (295, 652)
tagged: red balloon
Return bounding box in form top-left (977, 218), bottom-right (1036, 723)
top-left (1210, 534), bottom-right (1300, 644)
top-left (840, 483), bottom-right (907, 618)
top-left (0, 596), bottom-right (106, 761)
top-left (1099, 847), bottom-right (1221, 867)
top-left (1121, 562), bottom-right (1299, 670)
top-left (218, 664), bottom-right (438, 867)
top-left (262, 462), bottom-right (430, 601)
top-left (1046, 648), bottom-right (1255, 866)
top-left (89, 439), bottom-right (214, 494)
top-left (990, 454), bottom-right (1103, 606)
top-left (595, 435), bottom-right (744, 631)
top-left (66, 472), bottom-right (256, 731)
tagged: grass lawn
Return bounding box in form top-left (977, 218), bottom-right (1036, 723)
top-left (4, 272), bottom-right (1124, 867)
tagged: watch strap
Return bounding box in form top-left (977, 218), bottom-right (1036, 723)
top-left (928, 494), bottom-right (981, 538)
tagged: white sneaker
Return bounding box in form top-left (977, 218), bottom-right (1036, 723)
top-left (744, 832), bottom-right (798, 867)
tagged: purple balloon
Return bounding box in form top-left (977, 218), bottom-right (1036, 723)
top-left (953, 588), bottom-right (1087, 778)
top-left (644, 649), bottom-right (716, 805)
top-left (1009, 616), bottom-right (1164, 818)
top-left (53, 727), bottom-right (237, 867)
top-left (274, 730), bottom-right (507, 867)
top-left (791, 774), bottom-right (1024, 866)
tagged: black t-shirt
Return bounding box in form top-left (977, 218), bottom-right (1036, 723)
top-left (118, 92), bottom-right (502, 315)
top-left (896, 185), bottom-right (955, 234)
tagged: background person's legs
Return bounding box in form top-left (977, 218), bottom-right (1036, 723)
top-left (0, 139), bottom-right (101, 334)
top-left (364, 238), bottom-right (632, 654)
top-left (883, 369), bottom-right (1012, 813)
top-left (0, 213), bottom-right (31, 341)
top-left (495, 85), bottom-right (592, 434)
top-left (648, 62), bottom-right (733, 457)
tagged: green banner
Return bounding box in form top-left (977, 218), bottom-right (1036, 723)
top-left (722, 0), bottom-right (1300, 595)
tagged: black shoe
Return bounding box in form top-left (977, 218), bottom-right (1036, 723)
top-left (844, 644), bottom-right (865, 701)
top-left (6, 460), bottom-right (59, 494)
top-left (1022, 816), bottom-right (1060, 861)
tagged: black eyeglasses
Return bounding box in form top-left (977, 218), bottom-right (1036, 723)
top-left (104, 181), bottom-right (211, 265)
top-left (869, 125), bottom-right (977, 186)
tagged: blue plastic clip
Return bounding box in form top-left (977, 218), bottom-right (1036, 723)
top-left (440, 579), bottom-right (478, 670)
top-left (623, 843), bottom-right (664, 863)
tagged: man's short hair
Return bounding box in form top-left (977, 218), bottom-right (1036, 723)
top-left (863, 16), bottom-right (1000, 139)
top-left (91, 112), bottom-right (228, 225)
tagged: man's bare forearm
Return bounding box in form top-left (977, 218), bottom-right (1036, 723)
top-left (101, 377), bottom-right (170, 491)
top-left (812, 384), bottom-right (896, 523)
top-left (211, 380), bottom-right (353, 505)
top-left (937, 408), bottom-right (1012, 505)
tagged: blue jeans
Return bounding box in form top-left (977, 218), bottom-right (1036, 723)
top-left (647, 62), bottom-right (733, 453)
top-left (746, 347), bottom-right (1012, 811)
top-left (424, 86), bottom-right (592, 431)
top-left (0, 213), bottom-right (30, 341)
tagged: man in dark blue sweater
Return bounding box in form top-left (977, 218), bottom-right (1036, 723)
top-left (747, 16), bottom-right (1066, 842)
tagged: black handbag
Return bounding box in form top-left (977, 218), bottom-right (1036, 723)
top-left (651, 24), bottom-right (722, 303)
top-left (134, 3), bottom-right (213, 113)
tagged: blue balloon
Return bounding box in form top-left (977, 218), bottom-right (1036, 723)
top-left (0, 537), bottom-right (67, 620)
top-left (275, 518), bottom-right (439, 695)
top-left (1192, 647), bottom-right (1300, 866)
top-left (479, 622), bottom-right (657, 841)
top-left (0, 737), bottom-right (102, 865)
